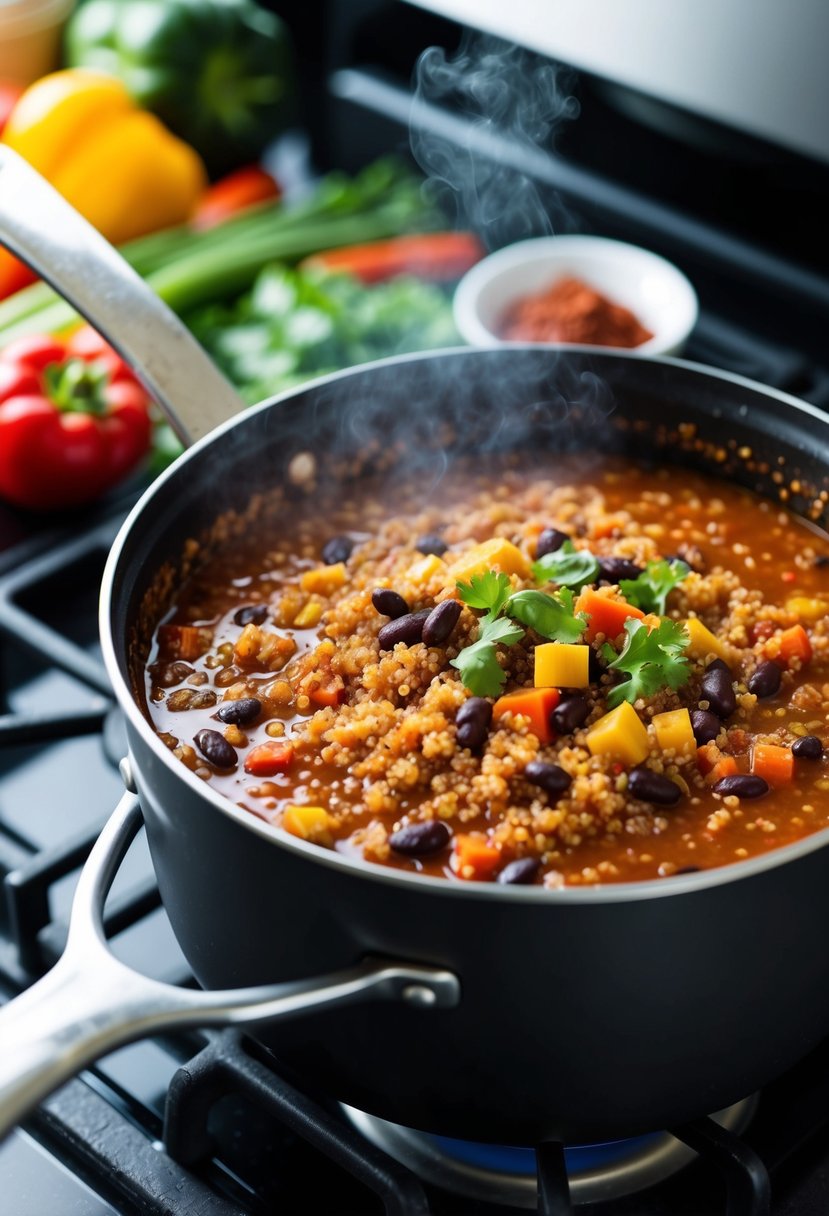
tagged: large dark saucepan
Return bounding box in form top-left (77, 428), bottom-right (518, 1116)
top-left (0, 148), bottom-right (828, 1149)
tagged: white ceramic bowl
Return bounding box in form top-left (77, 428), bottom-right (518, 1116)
top-left (453, 234), bottom-right (698, 357)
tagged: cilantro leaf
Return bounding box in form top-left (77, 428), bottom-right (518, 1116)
top-left (532, 540), bottom-right (599, 591)
top-left (604, 618), bottom-right (690, 709)
top-left (620, 559), bottom-right (690, 616)
top-left (505, 587), bottom-right (587, 644)
top-left (450, 614), bottom-right (524, 697)
top-left (457, 570), bottom-right (512, 621)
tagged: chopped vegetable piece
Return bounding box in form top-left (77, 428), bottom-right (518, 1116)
top-left (708, 755), bottom-right (740, 784)
top-left (751, 743), bottom-right (794, 786)
top-left (492, 687), bottom-right (560, 744)
top-left (300, 562), bottom-right (347, 595)
top-left (682, 617), bottom-right (733, 663)
top-left (408, 553), bottom-right (447, 585)
top-left (775, 624), bottom-right (812, 667)
top-left (450, 537), bottom-right (530, 581)
top-left (586, 701), bottom-right (650, 766)
top-left (532, 539), bottom-right (599, 590)
top-left (301, 231), bottom-right (485, 282)
top-left (619, 559), bottom-right (690, 615)
top-left (603, 618), bottom-right (690, 709)
top-left (450, 614), bottom-right (524, 697)
top-left (534, 642), bottom-right (590, 689)
top-left (293, 600), bottom-right (323, 628)
top-left (158, 624), bottom-right (211, 661)
top-left (451, 834), bottom-right (502, 881)
top-left (506, 587), bottom-right (587, 644)
top-left (309, 680), bottom-right (345, 708)
top-left (651, 708), bottom-right (696, 757)
top-left (784, 596), bottom-right (829, 623)
top-left (244, 740), bottom-right (294, 776)
top-left (282, 805), bottom-right (334, 844)
top-left (575, 587), bottom-right (646, 643)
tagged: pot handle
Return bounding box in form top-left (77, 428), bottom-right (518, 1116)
top-left (0, 146), bottom-right (245, 446)
top-left (0, 793), bottom-right (460, 1143)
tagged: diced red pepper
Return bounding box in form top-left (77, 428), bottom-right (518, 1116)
top-left (244, 740), bottom-right (294, 776)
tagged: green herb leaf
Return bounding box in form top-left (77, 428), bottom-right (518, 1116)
top-left (532, 540), bottom-right (599, 591)
top-left (604, 618), bottom-right (690, 709)
top-left (457, 570), bottom-right (512, 621)
top-left (450, 614), bottom-right (524, 697)
top-left (505, 587), bottom-right (587, 643)
top-left (619, 559), bottom-right (691, 616)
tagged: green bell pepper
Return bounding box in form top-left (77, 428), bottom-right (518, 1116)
top-left (64, 0), bottom-right (296, 179)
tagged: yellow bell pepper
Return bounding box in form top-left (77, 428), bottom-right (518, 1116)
top-left (2, 68), bottom-right (207, 246)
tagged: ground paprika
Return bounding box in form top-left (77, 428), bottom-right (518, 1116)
top-left (497, 275), bottom-right (653, 347)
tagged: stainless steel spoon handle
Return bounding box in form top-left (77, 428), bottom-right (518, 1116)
top-left (0, 146), bottom-right (245, 445)
top-left (0, 794), bottom-right (460, 1142)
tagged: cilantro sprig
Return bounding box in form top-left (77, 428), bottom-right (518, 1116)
top-left (619, 559), bottom-right (690, 616)
top-left (602, 618), bottom-right (690, 709)
top-left (451, 571), bottom-right (588, 696)
top-left (532, 540), bottom-right (599, 591)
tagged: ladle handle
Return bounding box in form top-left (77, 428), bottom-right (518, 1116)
top-left (0, 794), bottom-right (460, 1143)
top-left (0, 146), bottom-right (245, 445)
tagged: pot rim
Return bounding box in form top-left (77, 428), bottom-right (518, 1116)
top-left (99, 344), bottom-right (829, 905)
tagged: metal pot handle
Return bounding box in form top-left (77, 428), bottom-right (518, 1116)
top-left (0, 146), bottom-right (245, 445)
top-left (0, 793), bottom-right (460, 1143)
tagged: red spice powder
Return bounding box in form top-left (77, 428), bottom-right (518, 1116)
top-left (497, 275), bottom-right (653, 348)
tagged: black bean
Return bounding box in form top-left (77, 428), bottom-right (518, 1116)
top-left (497, 857), bottom-right (541, 885)
top-left (372, 588), bottom-right (409, 619)
top-left (415, 533), bottom-right (448, 557)
top-left (700, 666), bottom-right (737, 719)
top-left (551, 693), bottom-right (590, 735)
top-left (792, 735), bottom-right (823, 760)
top-left (194, 728), bottom-right (237, 769)
top-left (597, 556), bottom-right (643, 583)
top-left (422, 599), bottom-right (462, 646)
top-left (588, 647), bottom-right (604, 681)
top-left (535, 528), bottom-right (569, 559)
top-left (378, 609), bottom-right (430, 650)
top-left (525, 761), bottom-right (572, 799)
top-left (691, 709), bottom-right (721, 745)
top-left (706, 658), bottom-right (730, 674)
top-left (456, 697), bottom-right (493, 751)
top-left (712, 774), bottom-right (769, 799)
top-left (389, 820), bottom-right (451, 856)
top-left (155, 660), bottom-right (194, 688)
top-left (747, 659), bottom-right (782, 699)
top-left (814, 555), bottom-right (829, 568)
top-left (627, 767), bottom-right (682, 806)
top-left (216, 697), bottom-right (262, 726)
top-left (233, 603), bottom-right (268, 627)
top-left (322, 535), bottom-right (355, 565)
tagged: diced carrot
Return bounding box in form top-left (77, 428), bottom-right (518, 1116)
top-left (309, 679), bottom-right (345, 708)
top-left (157, 623), bottom-right (212, 661)
top-left (708, 755), bottom-right (739, 784)
top-left (244, 740), bottom-right (294, 776)
top-left (492, 687), bottom-right (560, 744)
top-left (574, 588), bottom-right (645, 643)
top-left (696, 742), bottom-right (722, 775)
top-left (776, 624), bottom-right (812, 667)
top-left (451, 834), bottom-right (502, 881)
top-left (751, 743), bottom-right (794, 786)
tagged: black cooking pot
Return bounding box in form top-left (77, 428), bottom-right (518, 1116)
top-left (0, 148), bottom-right (828, 1149)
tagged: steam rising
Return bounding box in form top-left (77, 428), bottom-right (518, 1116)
top-left (411, 34), bottom-right (579, 247)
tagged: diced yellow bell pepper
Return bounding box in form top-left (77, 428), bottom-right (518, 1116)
top-left (300, 562), bottom-right (347, 595)
top-left (282, 805), bottom-right (334, 844)
top-left (534, 642), bottom-right (590, 688)
top-left (682, 617), bottom-right (732, 663)
top-left (785, 596), bottom-right (829, 624)
top-left (449, 537), bottom-right (530, 582)
top-left (293, 599), bottom-right (323, 628)
top-left (407, 553), bottom-right (447, 585)
top-left (652, 707), bottom-right (696, 757)
top-left (586, 702), bottom-right (649, 765)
